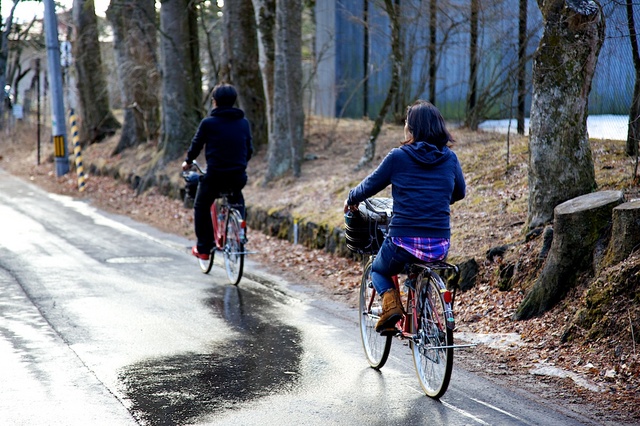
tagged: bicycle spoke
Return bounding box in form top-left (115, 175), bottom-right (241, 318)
top-left (223, 210), bottom-right (244, 285)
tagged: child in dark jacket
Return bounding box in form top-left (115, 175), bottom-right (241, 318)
top-left (345, 100), bottom-right (466, 334)
top-left (182, 84), bottom-right (253, 260)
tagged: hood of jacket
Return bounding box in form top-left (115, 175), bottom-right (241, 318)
top-left (209, 106), bottom-right (245, 120)
top-left (400, 140), bottom-right (451, 167)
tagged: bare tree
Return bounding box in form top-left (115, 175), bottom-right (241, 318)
top-left (517, 0), bottom-right (527, 135)
top-left (72, 0), bottom-right (121, 144)
top-left (356, 0), bottom-right (401, 170)
top-left (264, 0), bottom-right (304, 182)
top-left (429, 0), bottom-right (437, 105)
top-left (465, 0), bottom-right (480, 130)
top-left (198, 2), bottom-right (223, 100)
top-left (0, 0), bottom-right (19, 126)
top-left (527, 0), bottom-right (604, 229)
top-left (223, 0), bottom-right (268, 149)
top-left (5, 15), bottom-right (36, 105)
top-left (392, 0), bottom-right (430, 123)
top-left (626, 0), bottom-right (640, 159)
top-left (107, 0), bottom-right (160, 155)
top-left (157, 0), bottom-right (202, 162)
top-left (252, 0), bottom-right (276, 145)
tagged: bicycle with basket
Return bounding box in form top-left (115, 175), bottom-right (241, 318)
top-left (345, 197), bottom-right (474, 398)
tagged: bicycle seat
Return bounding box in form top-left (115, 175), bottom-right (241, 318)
top-left (218, 191), bottom-right (240, 199)
top-left (408, 261), bottom-right (458, 274)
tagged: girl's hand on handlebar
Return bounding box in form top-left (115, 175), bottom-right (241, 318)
top-left (181, 161), bottom-right (190, 171)
top-left (344, 199), bottom-right (358, 213)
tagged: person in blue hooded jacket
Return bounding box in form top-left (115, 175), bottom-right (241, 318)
top-left (182, 84), bottom-right (254, 260)
top-left (345, 100), bottom-right (466, 334)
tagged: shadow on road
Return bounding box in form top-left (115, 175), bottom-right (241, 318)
top-left (118, 285), bottom-right (302, 425)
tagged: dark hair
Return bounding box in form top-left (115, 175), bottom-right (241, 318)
top-left (403, 100), bottom-right (453, 148)
top-left (212, 83), bottom-right (237, 107)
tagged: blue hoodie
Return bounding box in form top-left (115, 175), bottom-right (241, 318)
top-left (347, 141), bottom-right (466, 239)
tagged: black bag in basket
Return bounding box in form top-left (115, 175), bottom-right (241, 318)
top-left (344, 198), bottom-right (392, 254)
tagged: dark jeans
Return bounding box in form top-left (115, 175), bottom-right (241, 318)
top-left (194, 172), bottom-right (247, 253)
top-left (371, 238), bottom-right (420, 296)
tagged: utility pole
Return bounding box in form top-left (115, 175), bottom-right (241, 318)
top-left (43, 0), bottom-right (69, 176)
top-left (36, 58), bottom-right (41, 166)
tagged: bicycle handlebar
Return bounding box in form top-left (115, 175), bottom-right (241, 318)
top-left (187, 160), bottom-right (205, 174)
top-left (363, 198), bottom-right (380, 213)
top-left (362, 198), bottom-right (393, 222)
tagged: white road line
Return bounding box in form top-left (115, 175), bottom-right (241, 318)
top-left (470, 397), bottom-right (534, 425)
top-left (441, 400), bottom-right (491, 425)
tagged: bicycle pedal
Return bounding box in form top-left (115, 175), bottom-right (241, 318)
top-left (379, 327), bottom-right (400, 337)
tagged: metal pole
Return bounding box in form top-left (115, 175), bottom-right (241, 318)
top-left (43, 0), bottom-right (69, 176)
top-left (36, 58), bottom-right (41, 166)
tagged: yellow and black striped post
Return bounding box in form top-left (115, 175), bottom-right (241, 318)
top-left (68, 109), bottom-right (85, 192)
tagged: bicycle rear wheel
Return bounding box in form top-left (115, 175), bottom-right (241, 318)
top-left (359, 258), bottom-right (391, 369)
top-left (223, 210), bottom-right (244, 285)
top-left (412, 272), bottom-right (453, 398)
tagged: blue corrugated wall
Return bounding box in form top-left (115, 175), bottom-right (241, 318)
top-left (319, 0), bottom-right (637, 120)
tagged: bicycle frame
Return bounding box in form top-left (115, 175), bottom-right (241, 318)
top-left (211, 198), bottom-right (230, 250)
top-left (364, 266), bottom-right (455, 342)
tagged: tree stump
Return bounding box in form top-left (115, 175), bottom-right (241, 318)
top-left (515, 190), bottom-right (624, 320)
top-left (602, 200), bottom-right (640, 267)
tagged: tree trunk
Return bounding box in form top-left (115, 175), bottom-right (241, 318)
top-left (363, 0), bottom-right (369, 115)
top-left (265, 0), bottom-right (304, 182)
top-left (223, 0), bottom-right (268, 150)
top-left (515, 191), bottom-right (624, 320)
top-left (157, 0), bottom-right (202, 162)
top-left (72, 0), bottom-right (121, 144)
top-left (465, 0), bottom-right (479, 130)
top-left (527, 0), bottom-right (604, 229)
top-left (0, 1), bottom-right (18, 127)
top-left (517, 0), bottom-right (527, 135)
top-left (199, 2), bottom-right (223, 99)
top-left (252, 0), bottom-right (276, 149)
top-left (356, 0), bottom-right (401, 170)
top-left (429, 0), bottom-right (437, 105)
top-left (602, 200), bottom-right (640, 267)
top-left (284, 0), bottom-right (304, 176)
top-left (626, 0), bottom-right (640, 157)
top-left (106, 0), bottom-right (160, 155)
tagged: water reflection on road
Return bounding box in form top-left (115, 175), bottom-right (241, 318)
top-left (118, 285), bottom-right (302, 425)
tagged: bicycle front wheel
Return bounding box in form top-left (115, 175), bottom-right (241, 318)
top-left (223, 210), bottom-right (244, 285)
top-left (412, 272), bottom-right (453, 398)
top-left (198, 204), bottom-right (217, 274)
top-left (198, 250), bottom-right (214, 274)
top-left (359, 258), bottom-right (391, 369)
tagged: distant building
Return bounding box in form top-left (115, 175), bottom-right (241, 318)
top-left (314, 0), bottom-right (636, 121)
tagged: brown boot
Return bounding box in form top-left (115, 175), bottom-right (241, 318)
top-left (375, 289), bottom-right (403, 333)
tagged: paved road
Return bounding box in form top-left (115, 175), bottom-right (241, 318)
top-left (0, 169), bottom-right (600, 425)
